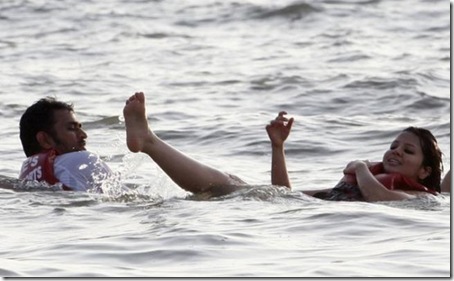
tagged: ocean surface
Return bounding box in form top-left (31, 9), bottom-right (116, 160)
top-left (0, 0), bottom-right (451, 277)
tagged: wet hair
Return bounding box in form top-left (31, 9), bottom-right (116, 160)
top-left (19, 97), bottom-right (74, 157)
top-left (403, 126), bottom-right (443, 192)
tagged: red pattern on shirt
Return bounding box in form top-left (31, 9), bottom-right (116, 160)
top-left (19, 150), bottom-right (71, 190)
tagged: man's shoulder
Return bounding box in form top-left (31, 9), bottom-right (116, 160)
top-left (54, 151), bottom-right (106, 169)
top-left (55, 150), bottom-right (99, 162)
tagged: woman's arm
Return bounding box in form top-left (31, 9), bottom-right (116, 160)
top-left (343, 160), bottom-right (381, 175)
top-left (353, 161), bottom-right (416, 201)
top-left (270, 144), bottom-right (291, 188)
top-left (266, 112), bottom-right (294, 189)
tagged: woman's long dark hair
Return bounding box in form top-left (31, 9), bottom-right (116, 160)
top-left (403, 127), bottom-right (443, 192)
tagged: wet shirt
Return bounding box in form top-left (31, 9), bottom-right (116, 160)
top-left (20, 150), bottom-right (113, 192)
top-left (54, 151), bottom-right (113, 191)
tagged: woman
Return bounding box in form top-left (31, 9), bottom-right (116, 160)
top-left (299, 127), bottom-right (442, 201)
top-left (123, 92), bottom-right (443, 202)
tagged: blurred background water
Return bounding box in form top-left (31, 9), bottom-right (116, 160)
top-left (0, 0), bottom-right (450, 277)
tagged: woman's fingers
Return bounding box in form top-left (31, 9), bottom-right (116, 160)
top-left (276, 111), bottom-right (288, 121)
top-left (286, 117), bottom-right (294, 130)
top-left (268, 117), bottom-right (293, 128)
top-left (278, 111), bottom-right (287, 116)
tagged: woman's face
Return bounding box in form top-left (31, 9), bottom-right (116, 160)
top-left (382, 131), bottom-right (430, 182)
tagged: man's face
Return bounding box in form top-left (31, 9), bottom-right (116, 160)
top-left (48, 109), bottom-right (87, 154)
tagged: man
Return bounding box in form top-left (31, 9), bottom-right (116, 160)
top-left (19, 97), bottom-right (112, 191)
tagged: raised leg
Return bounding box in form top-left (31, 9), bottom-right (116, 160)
top-left (123, 92), bottom-right (245, 194)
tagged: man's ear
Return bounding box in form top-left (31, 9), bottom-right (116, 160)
top-left (36, 131), bottom-right (55, 150)
top-left (418, 166), bottom-right (432, 181)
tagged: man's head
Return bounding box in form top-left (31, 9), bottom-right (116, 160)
top-left (20, 97), bottom-right (87, 157)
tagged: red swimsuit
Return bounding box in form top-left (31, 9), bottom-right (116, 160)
top-left (347, 163), bottom-right (436, 195)
top-left (314, 162), bottom-right (436, 201)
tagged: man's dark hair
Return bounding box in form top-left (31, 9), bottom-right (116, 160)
top-left (19, 97), bottom-right (74, 157)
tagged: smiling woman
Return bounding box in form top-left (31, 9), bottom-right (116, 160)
top-left (304, 127), bottom-right (443, 202)
top-left (122, 92), bottom-right (444, 203)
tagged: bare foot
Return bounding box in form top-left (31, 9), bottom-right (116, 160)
top-left (123, 92), bottom-right (154, 152)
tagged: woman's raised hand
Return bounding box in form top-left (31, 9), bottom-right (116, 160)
top-left (266, 111), bottom-right (294, 147)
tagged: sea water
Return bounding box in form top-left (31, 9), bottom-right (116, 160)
top-left (0, 0), bottom-right (450, 277)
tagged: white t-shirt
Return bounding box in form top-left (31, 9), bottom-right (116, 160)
top-left (54, 151), bottom-right (113, 192)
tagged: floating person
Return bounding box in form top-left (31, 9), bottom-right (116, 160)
top-left (18, 97), bottom-right (113, 191)
top-left (123, 92), bottom-right (444, 202)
